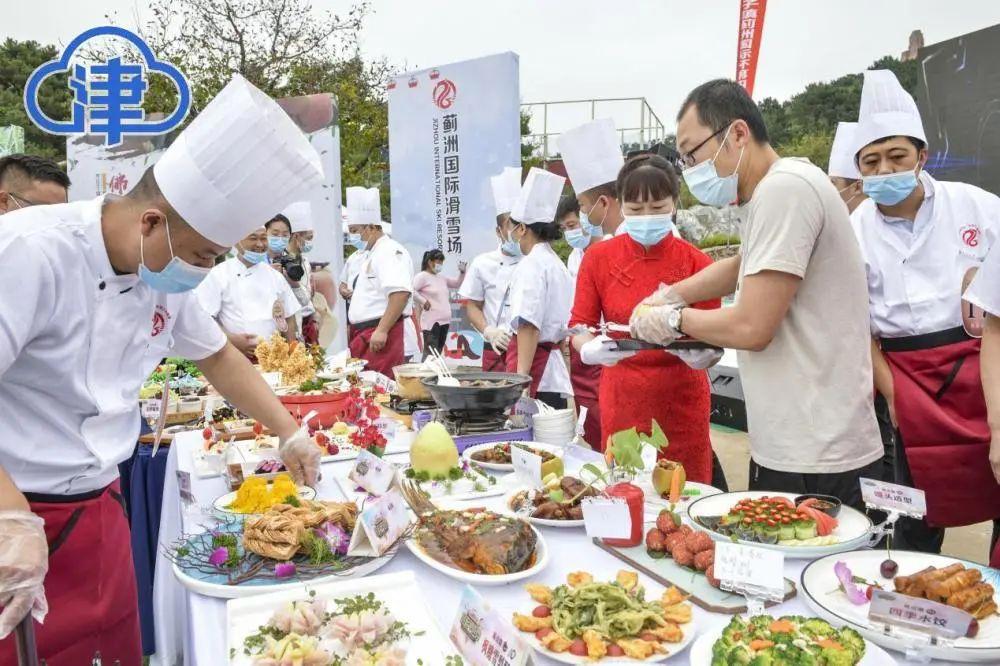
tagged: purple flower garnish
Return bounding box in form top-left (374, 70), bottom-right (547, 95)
top-left (208, 546), bottom-right (229, 568)
top-left (315, 521), bottom-right (350, 555)
top-left (834, 561), bottom-right (869, 605)
top-left (275, 562), bottom-right (296, 578)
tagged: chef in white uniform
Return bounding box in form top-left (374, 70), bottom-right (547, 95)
top-left (195, 225), bottom-right (302, 357)
top-left (828, 121), bottom-right (867, 214)
top-left (460, 166), bottom-right (523, 370)
top-left (345, 186), bottom-right (414, 375)
top-left (505, 167), bottom-right (574, 408)
top-left (850, 69), bottom-right (1000, 554)
top-left (559, 118), bottom-right (626, 237)
top-left (0, 75), bottom-right (323, 663)
top-left (379, 221), bottom-right (419, 361)
top-left (339, 214), bottom-right (369, 311)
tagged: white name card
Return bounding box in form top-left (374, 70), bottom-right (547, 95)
top-left (347, 449), bottom-right (396, 496)
top-left (450, 585), bottom-right (529, 666)
top-left (869, 588), bottom-right (972, 640)
top-left (347, 488), bottom-right (411, 557)
top-left (714, 542), bottom-right (785, 596)
top-left (581, 496), bottom-right (630, 539)
top-left (860, 477), bottom-right (927, 517)
top-left (511, 445), bottom-right (542, 488)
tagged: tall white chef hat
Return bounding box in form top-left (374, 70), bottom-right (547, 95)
top-left (828, 122), bottom-right (861, 180)
top-left (852, 70), bottom-right (927, 158)
top-left (556, 118), bottom-right (624, 194)
top-left (510, 167), bottom-right (565, 224)
top-left (282, 200), bottom-right (314, 233)
top-left (490, 166), bottom-right (522, 216)
top-left (153, 75), bottom-right (324, 247)
top-left (345, 186), bottom-right (383, 226)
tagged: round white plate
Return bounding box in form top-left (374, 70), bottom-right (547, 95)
top-left (406, 522), bottom-right (549, 586)
top-left (528, 617), bottom-right (697, 663)
top-left (688, 620), bottom-right (896, 665)
top-left (638, 480), bottom-right (723, 507)
top-left (502, 487), bottom-right (586, 528)
top-left (801, 549), bottom-right (1000, 662)
top-left (212, 485), bottom-right (316, 516)
top-left (685, 491), bottom-right (874, 559)
top-left (462, 441), bottom-right (565, 472)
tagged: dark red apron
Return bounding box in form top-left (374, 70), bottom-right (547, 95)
top-left (481, 348), bottom-right (506, 372)
top-left (348, 318), bottom-right (405, 376)
top-left (568, 346), bottom-right (602, 449)
top-left (504, 335), bottom-right (555, 398)
top-left (0, 480), bottom-right (142, 666)
top-left (883, 327), bottom-right (1000, 527)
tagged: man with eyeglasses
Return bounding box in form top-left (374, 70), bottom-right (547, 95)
top-left (0, 154), bottom-right (70, 213)
top-left (630, 79), bottom-right (882, 510)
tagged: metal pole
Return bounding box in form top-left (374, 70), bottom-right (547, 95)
top-left (639, 99), bottom-right (645, 148)
top-left (543, 103), bottom-right (549, 161)
top-left (591, 99), bottom-right (595, 120)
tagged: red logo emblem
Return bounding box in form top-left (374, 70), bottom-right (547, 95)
top-left (407, 76), bottom-right (418, 89)
top-left (387, 80), bottom-right (397, 90)
top-left (151, 304), bottom-right (170, 337)
top-left (432, 79), bottom-right (457, 109)
top-left (429, 68), bottom-right (440, 80)
top-left (961, 225), bottom-right (982, 248)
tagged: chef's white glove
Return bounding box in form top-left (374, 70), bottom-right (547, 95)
top-left (483, 326), bottom-right (512, 353)
top-left (580, 334), bottom-right (637, 367)
top-left (637, 282), bottom-right (687, 309)
top-left (668, 347), bottom-right (723, 370)
top-left (630, 303), bottom-right (684, 345)
top-left (279, 428), bottom-right (321, 487)
top-left (0, 511), bottom-right (48, 639)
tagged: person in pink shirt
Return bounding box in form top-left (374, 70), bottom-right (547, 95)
top-left (412, 249), bottom-right (466, 358)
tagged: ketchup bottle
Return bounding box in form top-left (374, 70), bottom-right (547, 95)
top-left (602, 480), bottom-right (645, 547)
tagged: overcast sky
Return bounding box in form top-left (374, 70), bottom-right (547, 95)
top-left (7, 0), bottom-right (1000, 138)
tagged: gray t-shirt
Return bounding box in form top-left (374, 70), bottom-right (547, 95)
top-left (736, 158), bottom-right (882, 474)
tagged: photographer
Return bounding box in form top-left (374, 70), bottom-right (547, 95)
top-left (277, 203), bottom-right (321, 344)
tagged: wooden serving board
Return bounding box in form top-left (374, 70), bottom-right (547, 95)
top-left (592, 538), bottom-right (797, 614)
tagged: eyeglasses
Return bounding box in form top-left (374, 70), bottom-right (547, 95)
top-left (7, 192), bottom-right (40, 209)
top-left (679, 126), bottom-right (728, 169)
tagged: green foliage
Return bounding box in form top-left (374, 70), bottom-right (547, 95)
top-left (608, 419), bottom-right (668, 475)
top-left (0, 39), bottom-right (71, 160)
top-left (698, 233), bottom-right (741, 249)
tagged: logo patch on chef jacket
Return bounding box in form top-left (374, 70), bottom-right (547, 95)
top-left (151, 304), bottom-right (170, 337)
top-left (961, 224), bottom-right (982, 248)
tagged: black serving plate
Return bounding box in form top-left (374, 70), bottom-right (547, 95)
top-left (610, 337), bottom-right (723, 352)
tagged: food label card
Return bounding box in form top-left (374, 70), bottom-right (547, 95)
top-left (347, 449), bottom-right (396, 496)
top-left (450, 585), bottom-right (529, 666)
top-left (869, 589), bottom-right (972, 640)
top-left (176, 470), bottom-right (195, 506)
top-left (346, 488), bottom-right (411, 557)
top-left (860, 478), bottom-right (927, 517)
top-left (260, 372), bottom-right (283, 389)
top-left (581, 496), bottom-right (631, 539)
top-left (359, 370), bottom-right (398, 394)
top-left (512, 446), bottom-right (542, 488)
top-left (562, 443), bottom-right (605, 478)
top-left (714, 542), bottom-right (785, 598)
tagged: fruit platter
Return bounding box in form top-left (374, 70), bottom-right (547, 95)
top-left (687, 491), bottom-right (874, 558)
top-left (226, 571), bottom-right (461, 664)
top-left (801, 549), bottom-right (1000, 662)
top-left (688, 614), bottom-right (896, 665)
top-left (510, 570), bottom-right (696, 663)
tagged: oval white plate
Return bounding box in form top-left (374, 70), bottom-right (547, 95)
top-left (503, 486), bottom-right (586, 528)
top-left (528, 616), bottom-right (697, 663)
top-left (801, 549), bottom-right (1000, 662)
top-left (689, 620), bottom-right (896, 665)
top-left (462, 440), bottom-right (565, 472)
top-left (685, 491), bottom-right (873, 559)
top-left (406, 522), bottom-right (549, 586)
top-left (212, 485), bottom-right (317, 516)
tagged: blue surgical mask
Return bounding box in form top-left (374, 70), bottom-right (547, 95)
top-left (268, 236), bottom-right (289, 253)
top-left (578, 210), bottom-right (605, 238)
top-left (242, 247), bottom-right (269, 265)
top-left (431, 263), bottom-right (443, 274)
top-left (138, 223), bottom-right (211, 293)
top-left (565, 228), bottom-right (590, 250)
top-left (623, 213), bottom-right (675, 247)
top-left (863, 168), bottom-right (919, 206)
top-left (301, 242), bottom-right (314, 254)
top-left (682, 124), bottom-right (744, 207)
top-left (501, 230), bottom-right (522, 257)
top-left (347, 233), bottom-right (367, 250)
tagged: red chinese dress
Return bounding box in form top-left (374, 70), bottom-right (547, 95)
top-left (570, 232), bottom-right (719, 483)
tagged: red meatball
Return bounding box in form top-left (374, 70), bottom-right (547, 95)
top-left (645, 528), bottom-right (667, 551)
top-left (706, 564), bottom-right (721, 589)
top-left (656, 510), bottom-right (680, 534)
top-left (663, 532), bottom-right (688, 557)
top-left (684, 531), bottom-right (715, 554)
top-left (672, 545), bottom-right (695, 568)
top-left (694, 549), bottom-right (715, 572)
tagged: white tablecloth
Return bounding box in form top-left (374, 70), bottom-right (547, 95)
top-left (153, 432), bottom-right (958, 665)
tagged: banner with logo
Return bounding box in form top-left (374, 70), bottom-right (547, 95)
top-left (735, 0), bottom-right (767, 96)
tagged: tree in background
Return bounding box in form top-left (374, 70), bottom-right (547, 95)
top-left (0, 39), bottom-right (71, 160)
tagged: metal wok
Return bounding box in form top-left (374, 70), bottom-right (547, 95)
top-left (421, 372), bottom-right (531, 412)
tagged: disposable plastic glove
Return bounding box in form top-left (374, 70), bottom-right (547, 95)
top-left (483, 326), bottom-right (512, 353)
top-left (637, 282), bottom-right (687, 309)
top-left (630, 303), bottom-right (684, 345)
top-left (0, 511), bottom-right (48, 639)
top-left (668, 347), bottom-right (723, 370)
top-left (579, 335), bottom-right (638, 367)
top-left (279, 428), bottom-right (321, 487)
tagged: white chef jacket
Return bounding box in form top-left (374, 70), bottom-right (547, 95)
top-left (0, 197), bottom-right (227, 494)
top-left (347, 235), bottom-right (413, 324)
top-left (507, 243), bottom-right (574, 396)
top-left (966, 240), bottom-right (1000, 316)
top-left (458, 248), bottom-right (521, 331)
top-left (567, 247), bottom-right (585, 280)
top-left (339, 249), bottom-right (368, 289)
top-left (195, 256), bottom-right (302, 340)
top-left (851, 172), bottom-right (1000, 338)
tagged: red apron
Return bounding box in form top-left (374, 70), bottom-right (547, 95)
top-left (0, 480), bottom-right (142, 666)
top-left (348, 318), bottom-right (405, 376)
top-left (568, 346), bottom-right (602, 449)
top-left (481, 347), bottom-right (506, 372)
top-left (504, 335), bottom-right (554, 397)
top-left (883, 328), bottom-right (1000, 527)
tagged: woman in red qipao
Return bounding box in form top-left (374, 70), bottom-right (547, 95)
top-left (570, 155), bottom-right (720, 483)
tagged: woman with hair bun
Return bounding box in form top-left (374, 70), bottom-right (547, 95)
top-left (505, 168), bottom-right (574, 409)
